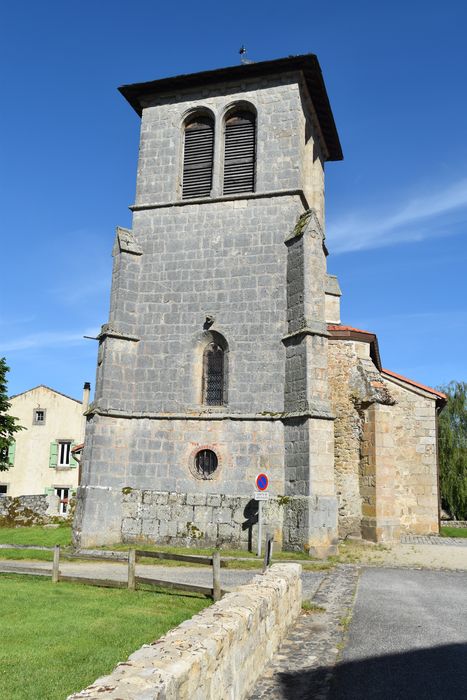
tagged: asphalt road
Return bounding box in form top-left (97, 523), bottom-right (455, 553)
top-left (332, 568), bottom-right (467, 700)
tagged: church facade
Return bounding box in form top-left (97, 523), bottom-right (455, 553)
top-left (73, 55), bottom-right (445, 554)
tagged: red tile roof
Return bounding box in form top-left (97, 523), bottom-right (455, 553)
top-left (327, 325), bottom-right (373, 334)
top-left (328, 325), bottom-right (446, 403)
top-left (382, 369), bottom-right (447, 400)
top-left (327, 324), bottom-right (382, 370)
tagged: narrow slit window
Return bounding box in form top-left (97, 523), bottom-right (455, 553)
top-left (202, 343), bottom-right (224, 405)
top-left (182, 115), bottom-right (214, 199)
top-left (223, 111), bottom-right (256, 195)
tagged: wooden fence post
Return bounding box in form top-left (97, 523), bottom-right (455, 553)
top-left (212, 550), bottom-right (221, 602)
top-left (127, 548), bottom-right (136, 590)
top-left (52, 544), bottom-right (60, 583)
top-left (262, 533), bottom-right (273, 573)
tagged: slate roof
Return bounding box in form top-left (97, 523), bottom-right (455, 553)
top-left (119, 53), bottom-right (343, 161)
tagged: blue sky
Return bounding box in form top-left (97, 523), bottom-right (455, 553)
top-left (1, 0), bottom-right (466, 399)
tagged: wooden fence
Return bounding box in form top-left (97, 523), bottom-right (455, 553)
top-left (0, 535), bottom-right (274, 600)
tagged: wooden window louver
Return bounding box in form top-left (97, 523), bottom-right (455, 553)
top-left (182, 115), bottom-right (214, 199)
top-left (203, 343), bottom-right (224, 405)
top-left (223, 111), bottom-right (256, 195)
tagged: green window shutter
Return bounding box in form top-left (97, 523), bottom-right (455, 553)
top-left (70, 443), bottom-right (78, 468)
top-left (44, 487), bottom-right (55, 496)
top-left (8, 441), bottom-right (16, 466)
top-left (49, 442), bottom-right (58, 468)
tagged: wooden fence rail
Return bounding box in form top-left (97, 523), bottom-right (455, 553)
top-left (129, 547), bottom-right (224, 601)
top-left (0, 535), bottom-right (274, 600)
top-left (0, 543), bottom-right (55, 551)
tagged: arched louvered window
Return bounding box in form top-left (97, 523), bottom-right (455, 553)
top-left (223, 110), bottom-right (256, 195)
top-left (202, 342), bottom-right (224, 405)
top-left (182, 114), bottom-right (214, 199)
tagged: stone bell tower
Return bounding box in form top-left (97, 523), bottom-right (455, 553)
top-left (74, 54), bottom-right (343, 555)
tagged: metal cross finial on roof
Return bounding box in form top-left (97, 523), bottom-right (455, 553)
top-left (239, 45), bottom-right (253, 64)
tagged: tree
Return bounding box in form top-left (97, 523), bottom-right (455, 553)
top-left (0, 358), bottom-right (24, 471)
top-left (438, 381), bottom-right (467, 520)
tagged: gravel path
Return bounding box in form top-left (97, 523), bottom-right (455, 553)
top-left (400, 534), bottom-right (467, 546)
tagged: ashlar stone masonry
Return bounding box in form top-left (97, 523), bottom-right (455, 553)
top-left (74, 54), bottom-right (445, 553)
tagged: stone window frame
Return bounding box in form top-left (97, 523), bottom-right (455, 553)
top-left (189, 445), bottom-right (223, 482)
top-left (33, 408), bottom-right (47, 425)
top-left (0, 483), bottom-right (8, 495)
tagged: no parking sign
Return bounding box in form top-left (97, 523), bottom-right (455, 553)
top-left (255, 473), bottom-right (269, 491)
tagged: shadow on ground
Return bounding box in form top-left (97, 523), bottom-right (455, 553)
top-left (276, 643), bottom-right (467, 700)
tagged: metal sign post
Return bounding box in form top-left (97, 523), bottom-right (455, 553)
top-left (254, 473), bottom-right (269, 557)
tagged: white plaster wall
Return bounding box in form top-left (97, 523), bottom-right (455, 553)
top-left (4, 387), bottom-right (84, 498)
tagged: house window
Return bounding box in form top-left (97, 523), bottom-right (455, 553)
top-left (182, 114), bottom-right (215, 199)
top-left (202, 343), bottom-right (225, 405)
top-left (54, 487), bottom-right (70, 516)
top-left (33, 408), bottom-right (46, 425)
top-left (194, 449), bottom-right (218, 479)
top-left (1, 443), bottom-right (15, 467)
top-left (223, 110), bottom-right (256, 195)
top-left (0, 484), bottom-right (7, 495)
top-left (58, 442), bottom-right (72, 467)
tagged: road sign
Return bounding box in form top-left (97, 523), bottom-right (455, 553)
top-left (255, 473), bottom-right (269, 491)
top-left (253, 492), bottom-right (270, 501)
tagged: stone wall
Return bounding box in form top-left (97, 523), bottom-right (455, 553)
top-left (68, 563), bottom-right (302, 700)
top-left (328, 337), bottom-right (440, 541)
top-left (0, 493), bottom-right (60, 525)
top-left (328, 341), bottom-right (364, 538)
top-left (120, 489), bottom-right (285, 550)
top-left (381, 375), bottom-right (439, 535)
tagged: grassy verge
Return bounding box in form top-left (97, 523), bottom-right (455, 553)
top-left (0, 573), bottom-right (209, 700)
top-left (0, 525), bottom-right (357, 569)
top-left (98, 541), bottom-right (334, 570)
top-left (0, 525), bottom-right (72, 561)
top-left (440, 526), bottom-right (467, 538)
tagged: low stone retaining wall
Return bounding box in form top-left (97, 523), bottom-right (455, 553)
top-left (0, 494), bottom-right (60, 525)
top-left (442, 521), bottom-right (467, 529)
top-left (68, 563), bottom-right (302, 700)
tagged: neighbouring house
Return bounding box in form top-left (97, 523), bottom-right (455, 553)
top-left (73, 54), bottom-right (446, 553)
top-left (2, 383), bottom-right (90, 515)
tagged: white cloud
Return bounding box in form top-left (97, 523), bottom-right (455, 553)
top-left (327, 178), bottom-right (467, 253)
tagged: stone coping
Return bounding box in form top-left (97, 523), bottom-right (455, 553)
top-left (68, 563), bottom-right (302, 700)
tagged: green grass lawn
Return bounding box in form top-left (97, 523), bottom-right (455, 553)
top-left (99, 539), bottom-right (333, 570)
top-left (0, 573), bottom-right (210, 700)
top-left (0, 524), bottom-right (71, 561)
top-left (0, 525), bottom-right (333, 569)
top-left (440, 526), bottom-right (467, 538)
